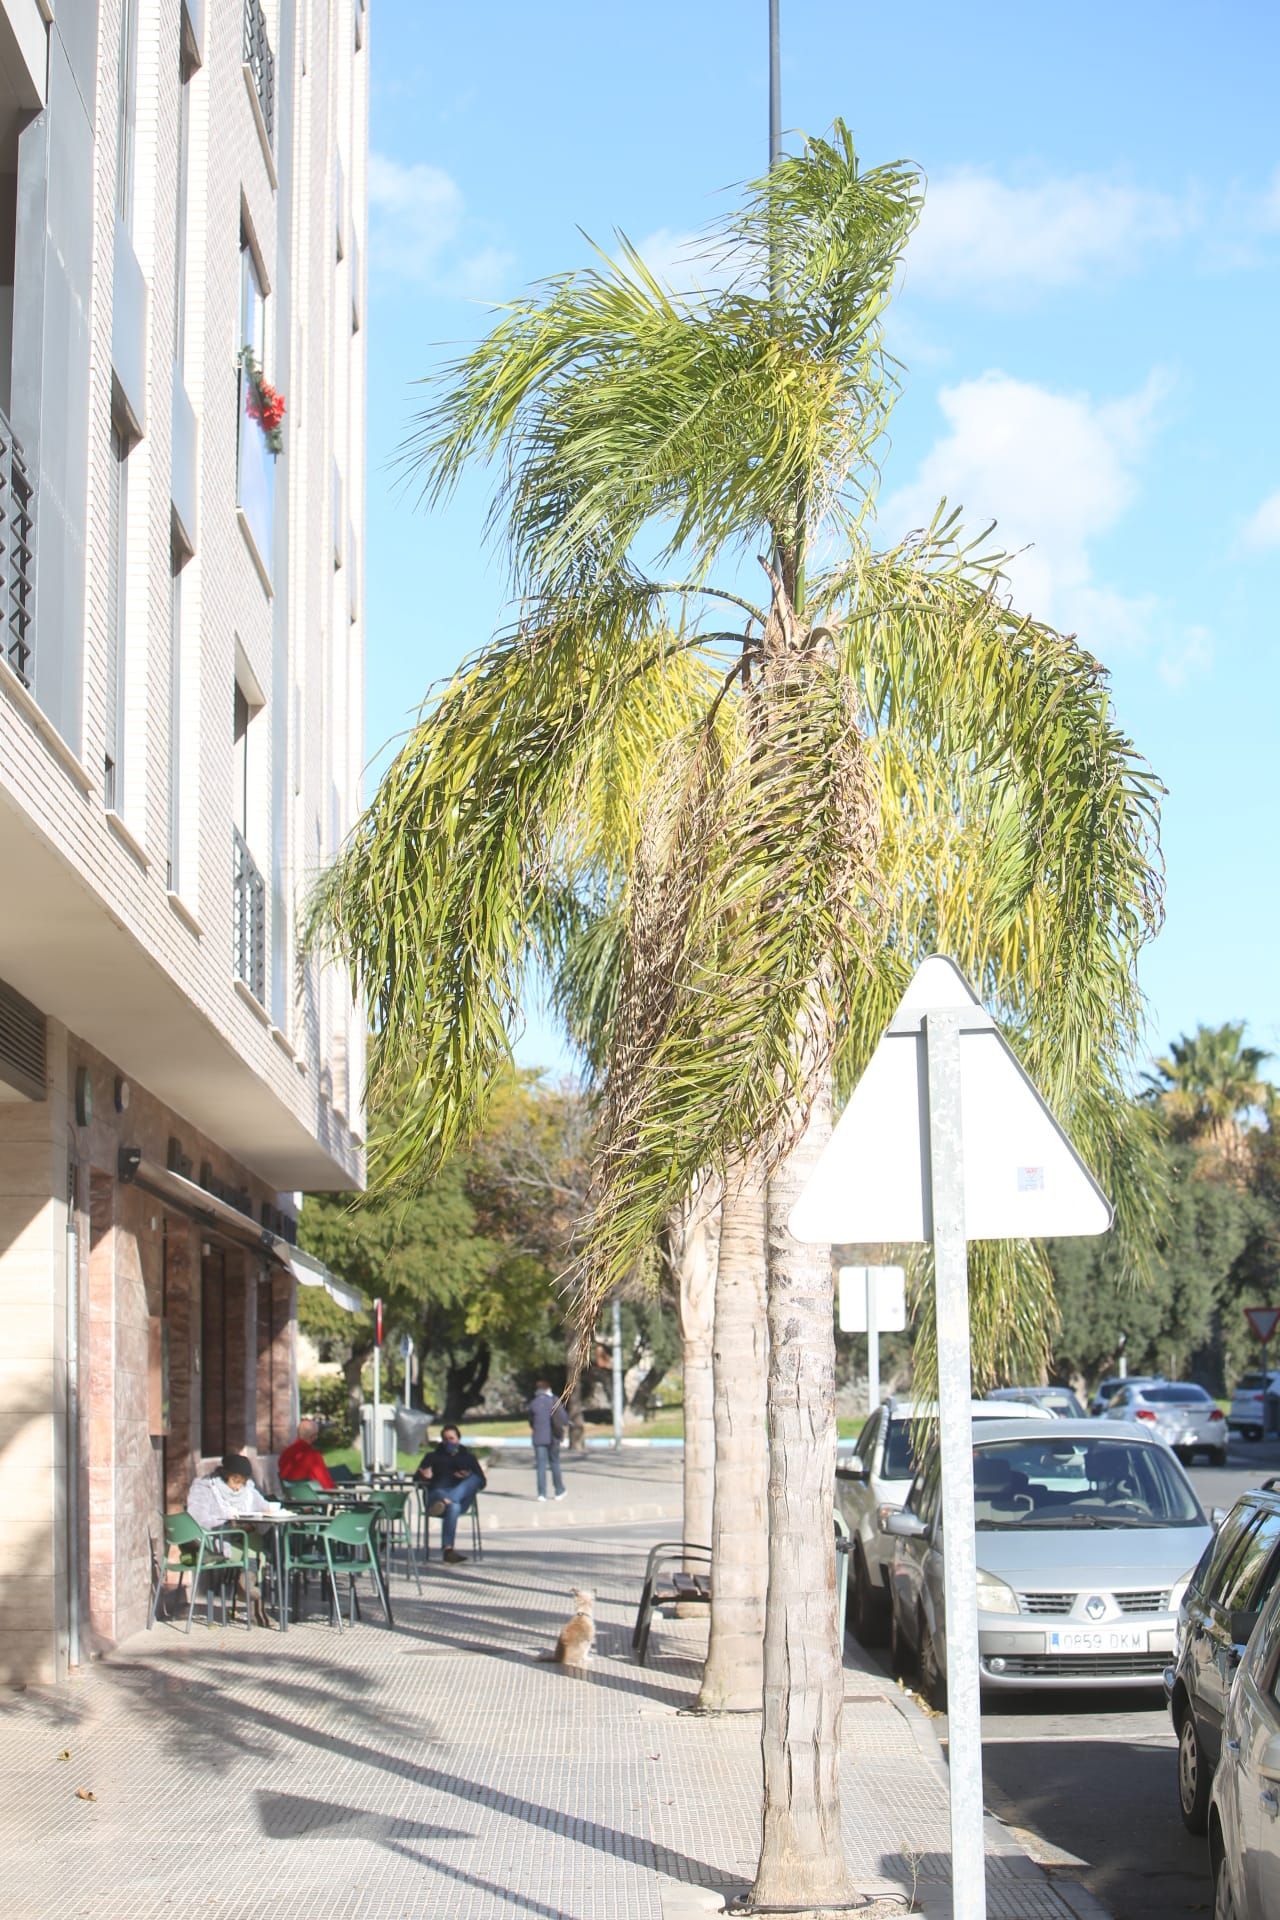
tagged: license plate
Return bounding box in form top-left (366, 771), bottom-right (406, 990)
top-left (1048, 1628), bottom-right (1147, 1653)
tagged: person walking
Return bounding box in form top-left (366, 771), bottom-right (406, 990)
top-left (527, 1380), bottom-right (569, 1502)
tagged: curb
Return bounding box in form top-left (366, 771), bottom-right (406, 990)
top-left (477, 1500), bottom-right (682, 1533)
top-left (884, 1678), bottom-right (1114, 1919)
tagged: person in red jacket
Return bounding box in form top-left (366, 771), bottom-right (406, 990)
top-left (277, 1418), bottom-right (335, 1489)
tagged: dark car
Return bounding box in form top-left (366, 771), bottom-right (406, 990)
top-left (1165, 1482), bottom-right (1280, 1833)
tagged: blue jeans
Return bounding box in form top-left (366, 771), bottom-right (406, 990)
top-left (534, 1442), bottom-right (564, 1498)
top-left (434, 1472), bottom-right (483, 1550)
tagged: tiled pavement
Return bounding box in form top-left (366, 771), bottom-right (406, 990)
top-left (0, 1461), bottom-right (1107, 1919)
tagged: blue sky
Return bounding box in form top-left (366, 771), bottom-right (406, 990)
top-left (361, 0), bottom-right (1280, 1077)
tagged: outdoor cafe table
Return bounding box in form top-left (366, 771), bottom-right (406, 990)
top-left (212, 1512), bottom-right (296, 1632)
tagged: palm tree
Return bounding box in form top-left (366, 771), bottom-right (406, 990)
top-left (313, 126), bottom-right (1163, 1905)
top-left (1147, 1024), bottom-right (1272, 1174)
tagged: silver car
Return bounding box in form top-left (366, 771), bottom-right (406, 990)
top-left (835, 1396), bottom-right (1052, 1645)
top-left (1208, 1572), bottom-right (1280, 1918)
top-left (1103, 1381), bottom-right (1228, 1467)
top-left (884, 1418), bottom-right (1213, 1703)
top-left (986, 1385), bottom-right (1087, 1420)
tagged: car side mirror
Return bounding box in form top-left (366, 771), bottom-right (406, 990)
top-left (1230, 1609), bottom-right (1260, 1651)
top-left (836, 1463), bottom-right (869, 1483)
top-left (880, 1507), bottom-right (929, 1539)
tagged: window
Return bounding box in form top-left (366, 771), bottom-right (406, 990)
top-left (167, 541), bottom-right (185, 890)
top-left (116, 0), bottom-right (138, 226)
top-left (852, 1411), bottom-right (880, 1469)
top-left (240, 235), bottom-right (266, 363)
top-left (104, 427), bottom-right (130, 810)
top-left (234, 678), bottom-right (252, 838)
top-left (173, 40), bottom-right (195, 364)
top-left (1198, 1504), bottom-right (1259, 1604)
top-left (1222, 1511), bottom-right (1280, 1615)
top-left (883, 1416), bottom-right (929, 1482)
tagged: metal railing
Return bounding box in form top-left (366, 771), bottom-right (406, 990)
top-left (0, 412), bottom-right (34, 687)
top-left (243, 0), bottom-right (275, 150)
top-left (232, 826), bottom-right (266, 1004)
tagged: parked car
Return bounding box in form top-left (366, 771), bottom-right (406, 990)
top-left (883, 1418), bottom-right (1213, 1705)
top-left (835, 1396), bottom-right (1053, 1645)
top-left (1207, 1557), bottom-right (1280, 1917)
top-left (986, 1385), bottom-right (1087, 1420)
top-left (1089, 1373), bottom-right (1165, 1417)
top-left (1227, 1371), bottom-right (1280, 1442)
top-left (1165, 1484), bottom-right (1280, 1834)
top-left (1101, 1382), bottom-right (1228, 1467)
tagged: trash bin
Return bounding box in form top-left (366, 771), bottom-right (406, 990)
top-left (359, 1404), bottom-right (399, 1472)
top-left (395, 1405), bottom-right (431, 1457)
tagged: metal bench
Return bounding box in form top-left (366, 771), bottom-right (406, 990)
top-left (633, 1540), bottom-right (711, 1665)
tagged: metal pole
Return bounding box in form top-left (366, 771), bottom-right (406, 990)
top-left (373, 1340), bottom-right (382, 1472)
top-left (611, 1294), bottom-right (624, 1451)
top-left (768, 0), bottom-right (781, 169)
top-left (866, 1268), bottom-right (880, 1418)
top-left (924, 1009), bottom-right (987, 1920)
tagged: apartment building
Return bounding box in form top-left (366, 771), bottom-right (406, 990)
top-left (0, 0), bottom-right (368, 1683)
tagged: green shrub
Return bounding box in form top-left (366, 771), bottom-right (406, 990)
top-left (298, 1373), bottom-right (352, 1438)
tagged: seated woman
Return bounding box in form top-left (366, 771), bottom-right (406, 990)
top-left (186, 1453), bottom-right (273, 1624)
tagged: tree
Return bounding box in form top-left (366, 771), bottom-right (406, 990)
top-left (313, 127), bottom-right (1163, 1907)
top-left (1146, 1023), bottom-right (1272, 1176)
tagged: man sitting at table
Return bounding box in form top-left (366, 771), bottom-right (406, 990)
top-left (414, 1425), bottom-right (486, 1564)
top-left (186, 1453), bottom-right (272, 1624)
top-left (277, 1417), bottom-right (337, 1489)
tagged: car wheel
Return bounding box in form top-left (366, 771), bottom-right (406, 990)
top-left (1176, 1711), bottom-right (1210, 1834)
top-left (851, 1548), bottom-right (889, 1648)
top-left (889, 1596), bottom-right (915, 1679)
top-left (1212, 1446), bottom-right (1229, 1468)
top-left (917, 1612), bottom-right (947, 1711)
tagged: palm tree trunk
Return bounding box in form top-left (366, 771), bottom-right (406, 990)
top-left (695, 1154), bottom-right (768, 1712)
top-left (750, 1067), bottom-right (851, 1908)
top-left (673, 1188), bottom-right (719, 1563)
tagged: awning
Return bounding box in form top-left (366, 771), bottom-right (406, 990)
top-left (117, 1148), bottom-right (364, 1314)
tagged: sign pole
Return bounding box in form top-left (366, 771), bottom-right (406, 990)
top-left (373, 1297), bottom-right (382, 1472)
top-left (867, 1268), bottom-right (880, 1418)
top-left (924, 1008), bottom-right (987, 1920)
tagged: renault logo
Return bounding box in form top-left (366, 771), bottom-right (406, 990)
top-left (1085, 1595), bottom-right (1107, 1621)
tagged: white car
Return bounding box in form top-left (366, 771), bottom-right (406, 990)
top-left (1208, 1571), bottom-right (1280, 1917)
top-left (835, 1395), bottom-right (1051, 1646)
top-left (1103, 1381), bottom-right (1228, 1467)
top-left (1228, 1372), bottom-right (1280, 1443)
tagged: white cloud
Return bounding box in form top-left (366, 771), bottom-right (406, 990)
top-left (366, 153), bottom-right (513, 298)
top-left (882, 370), bottom-right (1209, 688)
top-left (1242, 488), bottom-right (1280, 550)
top-left (633, 226), bottom-right (739, 294)
top-left (906, 171), bottom-right (1190, 299)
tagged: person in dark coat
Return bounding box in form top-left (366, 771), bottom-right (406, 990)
top-left (526, 1379), bottom-right (568, 1501)
top-left (414, 1426), bottom-right (486, 1562)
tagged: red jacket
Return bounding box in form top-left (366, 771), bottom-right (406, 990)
top-left (277, 1440), bottom-right (335, 1489)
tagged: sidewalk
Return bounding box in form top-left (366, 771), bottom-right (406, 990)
top-left (0, 1457), bottom-right (1106, 1919)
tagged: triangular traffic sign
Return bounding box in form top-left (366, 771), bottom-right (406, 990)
top-left (788, 955), bottom-right (1112, 1245)
top-left (1245, 1306), bottom-right (1280, 1343)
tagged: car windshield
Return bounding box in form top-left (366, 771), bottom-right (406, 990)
top-left (1141, 1386), bottom-right (1210, 1406)
top-left (972, 1437), bottom-right (1205, 1530)
top-left (1238, 1374), bottom-right (1269, 1392)
top-left (883, 1418), bottom-right (928, 1480)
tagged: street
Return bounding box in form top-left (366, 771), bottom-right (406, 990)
top-left (853, 1437), bottom-right (1280, 1919)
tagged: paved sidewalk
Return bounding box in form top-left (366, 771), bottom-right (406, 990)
top-left (466, 1445), bottom-right (687, 1532)
top-left (0, 1460), bottom-right (1107, 1919)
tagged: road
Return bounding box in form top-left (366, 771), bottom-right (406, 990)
top-left (851, 1437), bottom-right (1280, 1920)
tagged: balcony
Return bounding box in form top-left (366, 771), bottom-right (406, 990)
top-left (0, 408), bottom-right (34, 688)
top-left (236, 361), bottom-right (274, 586)
top-left (243, 0), bottom-right (275, 152)
top-left (232, 826), bottom-right (266, 1005)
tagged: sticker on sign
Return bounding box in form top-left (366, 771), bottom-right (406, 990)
top-left (1245, 1306), bottom-right (1280, 1343)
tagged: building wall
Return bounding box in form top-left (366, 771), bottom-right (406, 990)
top-left (0, 1), bottom-right (369, 1685)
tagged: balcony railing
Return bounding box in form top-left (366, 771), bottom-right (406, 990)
top-left (232, 826), bottom-right (266, 1005)
top-left (0, 412), bottom-right (35, 688)
top-left (243, 0), bottom-right (275, 151)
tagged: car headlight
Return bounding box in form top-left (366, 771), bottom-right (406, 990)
top-left (976, 1568), bottom-right (1020, 1616)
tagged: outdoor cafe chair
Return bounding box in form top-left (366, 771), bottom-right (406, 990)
top-left (364, 1487), bottom-right (422, 1593)
top-left (284, 1509), bottom-right (394, 1631)
top-left (422, 1489), bottom-right (484, 1561)
top-left (148, 1514), bottom-right (249, 1635)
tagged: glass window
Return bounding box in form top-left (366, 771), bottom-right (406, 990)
top-left (240, 239), bottom-right (266, 362)
top-left (969, 1435), bottom-right (1205, 1530)
top-left (104, 427), bottom-right (129, 810)
top-left (167, 543), bottom-right (183, 891)
top-left (1198, 1504), bottom-right (1262, 1604)
top-left (1143, 1386), bottom-right (1212, 1406)
top-left (853, 1411), bottom-right (880, 1468)
top-left (173, 45), bottom-right (194, 364)
top-left (915, 1453), bottom-right (942, 1527)
top-left (116, 0), bottom-right (138, 226)
top-left (1238, 1375), bottom-right (1269, 1393)
top-left (1222, 1511), bottom-right (1280, 1614)
top-left (884, 1416), bottom-right (930, 1482)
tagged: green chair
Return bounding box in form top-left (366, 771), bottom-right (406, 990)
top-left (148, 1514), bottom-right (249, 1634)
top-left (364, 1488), bottom-right (421, 1594)
top-left (283, 1510), bottom-right (394, 1631)
top-left (280, 1479), bottom-right (330, 1507)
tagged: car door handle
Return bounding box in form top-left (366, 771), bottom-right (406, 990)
top-left (1226, 1738), bottom-right (1242, 1755)
top-left (1261, 1789), bottom-right (1280, 1819)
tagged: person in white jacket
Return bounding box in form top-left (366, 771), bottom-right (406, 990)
top-left (186, 1453), bottom-right (272, 1624)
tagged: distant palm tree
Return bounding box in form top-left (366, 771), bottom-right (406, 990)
top-left (1147, 1023), bottom-right (1272, 1172)
top-left (313, 126), bottom-right (1164, 1905)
